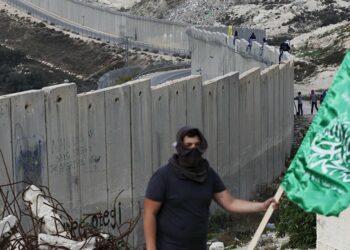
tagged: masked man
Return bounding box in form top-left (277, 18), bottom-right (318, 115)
top-left (144, 127), bottom-right (277, 250)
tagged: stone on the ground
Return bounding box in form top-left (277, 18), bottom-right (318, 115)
top-left (38, 234), bottom-right (97, 250)
top-left (209, 241), bottom-right (225, 250)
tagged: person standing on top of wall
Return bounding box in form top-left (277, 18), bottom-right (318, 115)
top-left (310, 89), bottom-right (318, 114)
top-left (233, 30), bottom-right (238, 45)
top-left (279, 40), bottom-right (291, 63)
top-left (247, 32), bottom-right (256, 52)
top-left (143, 126), bottom-right (278, 250)
top-left (294, 91), bottom-right (303, 116)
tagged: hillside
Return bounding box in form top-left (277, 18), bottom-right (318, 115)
top-left (0, 3), bottom-right (186, 95)
top-left (92, 0), bottom-right (350, 94)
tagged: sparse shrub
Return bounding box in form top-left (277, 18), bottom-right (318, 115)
top-left (114, 75), bottom-right (133, 85)
top-left (37, 22), bottom-right (46, 28)
top-left (275, 196), bottom-right (316, 249)
top-left (0, 47), bottom-right (25, 66)
top-left (267, 34), bottom-right (294, 46)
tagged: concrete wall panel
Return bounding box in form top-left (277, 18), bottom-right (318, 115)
top-left (279, 63), bottom-right (286, 174)
top-left (272, 65), bottom-right (281, 180)
top-left (287, 61), bottom-right (294, 157)
top-left (238, 71), bottom-right (249, 199)
top-left (44, 84), bottom-right (80, 217)
top-left (78, 90), bottom-right (108, 228)
top-left (228, 72), bottom-right (240, 197)
top-left (217, 75), bottom-right (230, 187)
top-left (104, 84), bottom-right (133, 235)
top-left (10, 90), bottom-right (47, 189)
top-left (260, 69), bottom-right (269, 186)
top-left (151, 84), bottom-right (171, 169)
top-left (128, 79), bottom-right (152, 246)
top-left (266, 66), bottom-right (277, 183)
top-left (169, 79), bottom-right (187, 149)
top-left (185, 75), bottom-right (203, 130)
top-left (238, 68), bottom-right (261, 198)
top-left (203, 77), bottom-right (219, 169)
top-left (0, 97), bottom-right (12, 212)
top-left (252, 68), bottom-right (262, 188)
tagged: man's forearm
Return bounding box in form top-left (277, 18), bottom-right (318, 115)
top-left (144, 214), bottom-right (157, 250)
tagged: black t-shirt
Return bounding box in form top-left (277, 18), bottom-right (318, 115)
top-left (145, 164), bottom-right (226, 250)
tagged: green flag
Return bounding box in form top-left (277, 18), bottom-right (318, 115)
top-left (282, 50), bottom-right (350, 216)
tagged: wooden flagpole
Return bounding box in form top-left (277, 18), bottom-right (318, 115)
top-left (247, 186), bottom-right (284, 250)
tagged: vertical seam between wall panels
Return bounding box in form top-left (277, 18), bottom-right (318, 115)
top-left (77, 92), bottom-right (82, 218)
top-left (103, 91), bottom-right (109, 228)
top-left (44, 92), bottom-right (50, 191)
top-left (129, 85), bottom-right (134, 218)
top-left (9, 98), bottom-right (14, 188)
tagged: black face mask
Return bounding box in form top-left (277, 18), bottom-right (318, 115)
top-left (169, 127), bottom-right (209, 183)
top-left (178, 148), bottom-right (203, 168)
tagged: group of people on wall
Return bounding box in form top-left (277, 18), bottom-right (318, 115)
top-left (294, 89), bottom-right (328, 116)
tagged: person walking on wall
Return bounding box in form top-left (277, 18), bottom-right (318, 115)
top-left (246, 32), bottom-right (256, 52)
top-left (279, 40), bottom-right (291, 63)
top-left (143, 126), bottom-right (278, 250)
top-left (294, 91), bottom-right (303, 116)
top-left (310, 89), bottom-right (318, 114)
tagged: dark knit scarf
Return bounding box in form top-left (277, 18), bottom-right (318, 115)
top-left (169, 127), bottom-right (209, 184)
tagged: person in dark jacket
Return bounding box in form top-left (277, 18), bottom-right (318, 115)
top-left (279, 40), bottom-right (291, 63)
top-left (310, 89), bottom-right (318, 114)
top-left (294, 91), bottom-right (303, 115)
top-left (247, 32), bottom-right (256, 52)
top-left (144, 127), bottom-right (278, 250)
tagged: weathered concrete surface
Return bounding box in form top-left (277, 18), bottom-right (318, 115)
top-left (317, 207), bottom-right (350, 249)
top-left (151, 82), bottom-right (171, 169)
top-left (228, 72), bottom-right (240, 197)
top-left (127, 79), bottom-right (152, 246)
top-left (10, 90), bottom-right (48, 189)
top-left (43, 84), bottom-right (80, 218)
top-left (0, 96), bottom-right (12, 212)
top-left (78, 90), bottom-right (108, 227)
top-left (203, 76), bottom-right (219, 169)
top-left (185, 75), bottom-right (203, 129)
top-left (169, 78), bottom-right (187, 148)
top-left (104, 84), bottom-right (133, 236)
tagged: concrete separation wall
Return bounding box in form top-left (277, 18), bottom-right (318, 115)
top-left (8, 0), bottom-right (281, 62)
top-left (0, 61), bottom-right (293, 247)
top-left (198, 25), bottom-right (267, 44)
top-left (12, 0), bottom-right (189, 52)
top-left (187, 26), bottom-right (290, 81)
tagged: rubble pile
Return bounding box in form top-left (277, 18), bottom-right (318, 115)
top-left (0, 165), bottom-right (140, 250)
